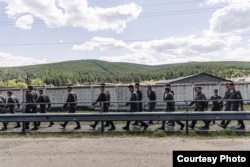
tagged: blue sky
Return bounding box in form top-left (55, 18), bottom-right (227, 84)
top-left (0, 0), bottom-right (250, 67)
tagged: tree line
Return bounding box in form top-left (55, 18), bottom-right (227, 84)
top-left (0, 60), bottom-right (249, 88)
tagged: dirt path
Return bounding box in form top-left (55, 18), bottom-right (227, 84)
top-left (0, 137), bottom-right (249, 167)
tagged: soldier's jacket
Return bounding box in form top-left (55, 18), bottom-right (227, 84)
top-left (164, 93), bottom-right (175, 111)
top-left (0, 95), bottom-right (6, 113)
top-left (228, 90), bottom-right (243, 111)
top-left (37, 95), bottom-right (51, 110)
top-left (63, 92), bottom-right (77, 109)
top-left (93, 91), bottom-right (110, 112)
top-left (223, 90), bottom-right (230, 111)
top-left (6, 95), bottom-right (20, 113)
top-left (136, 89), bottom-right (143, 101)
top-left (148, 90), bottom-right (156, 101)
top-left (26, 91), bottom-right (38, 103)
top-left (210, 95), bottom-right (223, 110)
top-left (126, 91), bottom-right (139, 112)
top-left (190, 93), bottom-right (208, 111)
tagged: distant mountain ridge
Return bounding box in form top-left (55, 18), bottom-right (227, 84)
top-left (0, 60), bottom-right (250, 86)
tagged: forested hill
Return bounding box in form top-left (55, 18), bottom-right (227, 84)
top-left (0, 60), bottom-right (250, 87)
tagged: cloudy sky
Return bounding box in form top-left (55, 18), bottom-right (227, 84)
top-left (0, 0), bottom-right (250, 67)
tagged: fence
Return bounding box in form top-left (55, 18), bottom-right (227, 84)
top-left (1, 100), bottom-right (250, 135)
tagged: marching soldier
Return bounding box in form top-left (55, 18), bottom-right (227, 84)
top-left (3, 91), bottom-right (21, 130)
top-left (37, 89), bottom-right (54, 127)
top-left (25, 86), bottom-right (38, 130)
top-left (220, 83), bottom-right (230, 126)
top-left (165, 83), bottom-right (175, 126)
top-left (210, 89), bottom-right (223, 124)
top-left (0, 94), bottom-right (7, 131)
top-left (158, 88), bottom-right (184, 130)
top-left (122, 85), bottom-right (148, 131)
top-left (189, 87), bottom-right (209, 130)
top-left (219, 83), bottom-right (245, 130)
top-left (60, 86), bottom-right (81, 130)
top-left (132, 82), bottom-right (143, 126)
top-left (147, 84), bottom-right (156, 124)
top-left (90, 83), bottom-right (115, 131)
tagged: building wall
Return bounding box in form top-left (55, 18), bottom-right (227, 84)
top-left (0, 83), bottom-right (249, 111)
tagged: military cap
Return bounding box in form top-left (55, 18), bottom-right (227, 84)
top-left (228, 82), bottom-right (235, 86)
top-left (165, 83), bottom-right (171, 87)
top-left (128, 85), bottom-right (134, 89)
top-left (195, 86), bottom-right (202, 89)
top-left (38, 89), bottom-right (44, 92)
top-left (100, 83), bottom-right (105, 87)
top-left (7, 91), bottom-right (12, 94)
top-left (27, 85), bottom-right (33, 90)
top-left (67, 86), bottom-right (72, 89)
top-left (135, 82), bottom-right (140, 86)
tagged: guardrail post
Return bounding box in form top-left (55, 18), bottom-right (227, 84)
top-left (101, 102), bottom-right (104, 133)
top-left (21, 102), bottom-right (26, 135)
top-left (185, 100), bottom-right (189, 134)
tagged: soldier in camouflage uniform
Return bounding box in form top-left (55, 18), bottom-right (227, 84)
top-left (25, 86), bottom-right (38, 130)
top-left (132, 82), bottom-right (143, 126)
top-left (0, 94), bottom-right (7, 131)
top-left (60, 86), bottom-right (81, 130)
top-left (122, 85), bottom-right (148, 131)
top-left (189, 87), bottom-right (209, 130)
top-left (219, 83), bottom-right (245, 130)
top-left (37, 89), bottom-right (54, 128)
top-left (90, 83), bottom-right (115, 131)
top-left (209, 89), bottom-right (223, 125)
top-left (2, 91), bottom-right (21, 130)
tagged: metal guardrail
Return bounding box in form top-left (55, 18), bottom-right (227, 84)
top-left (0, 99), bottom-right (249, 134)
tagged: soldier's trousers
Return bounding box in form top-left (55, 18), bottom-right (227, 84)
top-left (190, 108), bottom-right (207, 128)
top-left (62, 108), bottom-right (81, 127)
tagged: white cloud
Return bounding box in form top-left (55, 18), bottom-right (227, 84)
top-left (74, 34), bottom-right (246, 65)
top-left (0, 52), bottom-right (47, 67)
top-left (15, 15), bottom-right (34, 29)
top-left (72, 37), bottom-right (128, 51)
top-left (209, 4), bottom-right (250, 34)
top-left (1, 0), bottom-right (141, 33)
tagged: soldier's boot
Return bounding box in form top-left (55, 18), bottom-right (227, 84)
top-left (158, 121), bottom-right (166, 130)
top-left (14, 122), bottom-right (21, 128)
top-left (122, 121), bottom-right (130, 130)
top-left (176, 121), bottom-right (185, 130)
top-left (74, 121), bottom-right (81, 130)
top-left (237, 121), bottom-right (245, 130)
top-left (1, 123), bottom-right (7, 131)
top-left (31, 122), bottom-right (38, 130)
top-left (108, 121), bottom-right (116, 131)
top-left (104, 121), bottom-right (110, 127)
top-left (90, 121), bottom-right (98, 130)
top-left (48, 122), bottom-right (54, 127)
top-left (220, 120), bottom-right (225, 126)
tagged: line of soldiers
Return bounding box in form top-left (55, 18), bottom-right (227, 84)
top-left (0, 82), bottom-right (246, 131)
top-left (188, 82), bottom-right (245, 130)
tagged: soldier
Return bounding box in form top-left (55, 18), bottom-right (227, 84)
top-left (219, 83), bottom-right (245, 130)
top-left (25, 86), bottom-right (38, 130)
top-left (90, 83), bottom-right (115, 131)
top-left (37, 89), bottom-right (54, 127)
top-left (165, 83), bottom-right (175, 126)
top-left (158, 88), bottom-right (184, 130)
top-left (122, 85), bottom-right (148, 131)
top-left (147, 84), bottom-right (156, 124)
top-left (132, 82), bottom-right (143, 126)
top-left (3, 91), bottom-right (21, 130)
top-left (209, 89), bottom-right (223, 124)
top-left (60, 86), bottom-right (81, 130)
top-left (0, 94), bottom-right (7, 131)
top-left (220, 83), bottom-right (230, 126)
top-left (188, 87), bottom-right (209, 130)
